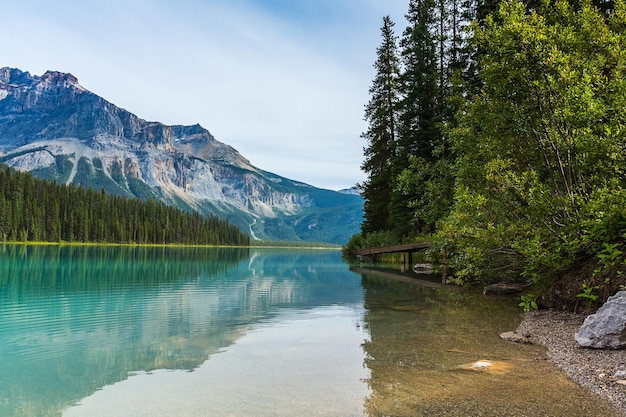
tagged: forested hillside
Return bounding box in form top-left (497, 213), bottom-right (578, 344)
top-left (0, 68), bottom-right (363, 245)
top-left (0, 166), bottom-right (250, 246)
top-left (354, 0), bottom-right (626, 307)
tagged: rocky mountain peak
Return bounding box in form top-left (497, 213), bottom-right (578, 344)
top-left (0, 67), bottom-right (33, 85)
top-left (40, 70), bottom-right (85, 91)
top-left (0, 67), bottom-right (81, 88)
top-left (0, 67), bottom-right (363, 244)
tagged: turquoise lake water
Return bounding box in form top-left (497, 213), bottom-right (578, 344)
top-left (0, 245), bottom-right (621, 416)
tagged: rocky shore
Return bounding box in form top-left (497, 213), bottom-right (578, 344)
top-left (515, 310), bottom-right (626, 415)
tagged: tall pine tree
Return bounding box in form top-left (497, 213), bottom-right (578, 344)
top-left (360, 16), bottom-right (401, 236)
top-left (356, 0), bottom-right (490, 242)
top-left (390, 0), bottom-right (442, 237)
top-left (394, 0), bottom-right (472, 234)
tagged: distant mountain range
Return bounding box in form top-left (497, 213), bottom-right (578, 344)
top-left (0, 67), bottom-right (363, 244)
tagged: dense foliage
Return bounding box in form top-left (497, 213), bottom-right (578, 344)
top-left (0, 166), bottom-right (250, 246)
top-left (442, 0), bottom-right (626, 286)
top-left (356, 0), bottom-right (626, 298)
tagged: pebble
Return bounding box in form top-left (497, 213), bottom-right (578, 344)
top-left (516, 310), bottom-right (626, 415)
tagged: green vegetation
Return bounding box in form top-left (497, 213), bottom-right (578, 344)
top-left (576, 281), bottom-right (600, 309)
top-left (0, 166), bottom-right (249, 246)
top-left (354, 0), bottom-right (626, 305)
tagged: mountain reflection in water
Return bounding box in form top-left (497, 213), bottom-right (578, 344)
top-left (0, 246), bottom-right (621, 416)
top-left (0, 246), bottom-right (366, 417)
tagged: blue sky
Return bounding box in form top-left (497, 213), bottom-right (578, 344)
top-left (2, 0), bottom-right (408, 190)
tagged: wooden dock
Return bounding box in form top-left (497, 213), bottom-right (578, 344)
top-left (350, 241), bottom-right (432, 272)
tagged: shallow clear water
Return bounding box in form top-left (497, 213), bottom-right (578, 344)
top-left (0, 245), bottom-right (621, 416)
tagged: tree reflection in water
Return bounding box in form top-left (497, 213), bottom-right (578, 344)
top-left (358, 272), bottom-right (622, 417)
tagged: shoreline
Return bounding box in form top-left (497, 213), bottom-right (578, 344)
top-left (0, 241), bottom-right (340, 250)
top-left (515, 310), bottom-right (626, 415)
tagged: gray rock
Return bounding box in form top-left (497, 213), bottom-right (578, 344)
top-left (413, 263), bottom-right (434, 274)
top-left (575, 291), bottom-right (626, 349)
top-left (614, 370), bottom-right (626, 379)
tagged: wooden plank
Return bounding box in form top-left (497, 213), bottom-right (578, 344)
top-left (350, 241), bottom-right (431, 257)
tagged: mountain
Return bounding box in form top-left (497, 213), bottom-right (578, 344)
top-left (0, 68), bottom-right (363, 244)
top-left (338, 187), bottom-right (360, 195)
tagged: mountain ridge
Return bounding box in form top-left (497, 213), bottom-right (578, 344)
top-left (0, 67), bottom-right (363, 244)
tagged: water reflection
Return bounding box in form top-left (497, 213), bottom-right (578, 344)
top-left (0, 245), bottom-right (250, 293)
top-left (5, 246), bottom-right (615, 417)
top-left (63, 306), bottom-right (369, 417)
top-left (0, 246), bottom-right (365, 417)
top-left (358, 271), bottom-right (622, 417)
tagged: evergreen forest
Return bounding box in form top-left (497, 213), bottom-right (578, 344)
top-left (0, 166), bottom-right (250, 246)
top-left (353, 0), bottom-right (626, 305)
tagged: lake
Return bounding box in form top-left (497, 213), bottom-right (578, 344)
top-left (0, 245), bottom-right (620, 416)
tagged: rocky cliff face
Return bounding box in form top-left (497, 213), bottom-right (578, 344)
top-left (0, 68), bottom-right (363, 244)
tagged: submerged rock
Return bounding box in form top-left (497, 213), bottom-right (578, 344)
top-left (454, 360), bottom-right (515, 374)
top-left (575, 291), bottom-right (626, 349)
top-left (499, 331), bottom-right (531, 344)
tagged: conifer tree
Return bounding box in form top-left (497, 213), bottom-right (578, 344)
top-left (360, 16), bottom-right (401, 235)
top-left (394, 0), bottom-right (473, 234)
top-left (0, 165), bottom-right (250, 246)
top-left (390, 0), bottom-right (442, 237)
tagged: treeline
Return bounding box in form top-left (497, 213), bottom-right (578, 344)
top-left (0, 166), bottom-right (250, 246)
top-left (359, 0), bottom-right (477, 239)
top-left (355, 0), bottom-right (626, 298)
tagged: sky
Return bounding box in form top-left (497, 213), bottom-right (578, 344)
top-left (2, 0), bottom-right (409, 191)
